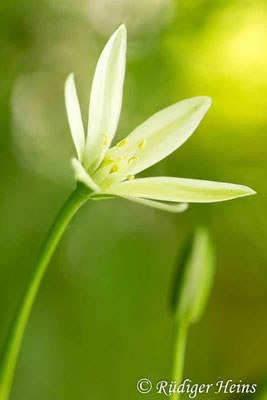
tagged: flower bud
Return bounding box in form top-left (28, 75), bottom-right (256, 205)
top-left (171, 227), bottom-right (215, 324)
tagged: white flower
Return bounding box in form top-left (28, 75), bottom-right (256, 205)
top-left (65, 24), bottom-right (255, 213)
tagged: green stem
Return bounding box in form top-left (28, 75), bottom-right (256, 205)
top-left (0, 184), bottom-right (89, 400)
top-left (170, 318), bottom-right (188, 400)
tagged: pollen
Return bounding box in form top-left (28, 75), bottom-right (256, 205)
top-left (138, 138), bottom-right (146, 150)
top-left (116, 138), bottom-right (129, 147)
top-left (127, 174), bottom-right (135, 180)
top-left (101, 134), bottom-right (108, 146)
top-left (100, 158), bottom-right (114, 167)
top-left (110, 164), bottom-right (118, 173)
top-left (128, 156), bottom-right (139, 164)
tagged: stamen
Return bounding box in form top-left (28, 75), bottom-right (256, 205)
top-left (101, 134), bottom-right (108, 146)
top-left (138, 138), bottom-right (146, 150)
top-left (110, 164), bottom-right (118, 173)
top-left (128, 156), bottom-right (139, 164)
top-left (116, 138), bottom-right (129, 147)
top-left (127, 174), bottom-right (135, 180)
top-left (100, 158), bottom-right (114, 167)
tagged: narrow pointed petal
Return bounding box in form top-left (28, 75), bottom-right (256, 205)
top-left (106, 96), bottom-right (211, 175)
top-left (65, 74), bottom-right (85, 161)
top-left (84, 24), bottom-right (127, 172)
top-left (104, 177), bottom-right (256, 203)
top-left (71, 158), bottom-right (100, 192)
top-left (122, 196), bottom-right (189, 213)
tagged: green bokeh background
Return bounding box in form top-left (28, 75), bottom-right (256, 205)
top-left (0, 0), bottom-right (266, 399)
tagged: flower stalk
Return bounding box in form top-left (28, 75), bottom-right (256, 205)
top-left (0, 184), bottom-right (90, 400)
top-left (170, 318), bottom-right (189, 400)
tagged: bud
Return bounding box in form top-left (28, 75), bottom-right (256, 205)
top-left (171, 227), bottom-right (215, 324)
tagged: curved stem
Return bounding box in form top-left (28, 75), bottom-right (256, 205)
top-left (170, 318), bottom-right (188, 400)
top-left (0, 184), bottom-right (89, 400)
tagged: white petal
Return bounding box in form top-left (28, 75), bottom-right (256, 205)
top-left (106, 96), bottom-right (211, 175)
top-left (71, 158), bottom-right (100, 192)
top-left (91, 164), bottom-right (113, 185)
top-left (100, 172), bottom-right (127, 190)
top-left (84, 24), bottom-right (127, 172)
top-left (122, 196), bottom-right (188, 213)
top-left (104, 176), bottom-right (256, 203)
top-left (65, 74), bottom-right (85, 161)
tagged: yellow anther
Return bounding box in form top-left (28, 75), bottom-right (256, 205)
top-left (110, 164), bottom-right (118, 173)
top-left (116, 138), bottom-right (129, 147)
top-left (138, 138), bottom-right (146, 150)
top-left (127, 174), bottom-right (135, 180)
top-left (101, 134), bottom-right (108, 146)
top-left (100, 158), bottom-right (114, 167)
top-left (128, 156), bottom-right (139, 164)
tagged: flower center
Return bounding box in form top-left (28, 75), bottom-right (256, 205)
top-left (93, 137), bottom-right (146, 188)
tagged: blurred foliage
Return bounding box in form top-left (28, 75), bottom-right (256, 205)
top-left (253, 382), bottom-right (267, 400)
top-left (0, 0), bottom-right (266, 399)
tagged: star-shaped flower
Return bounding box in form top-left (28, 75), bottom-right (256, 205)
top-left (65, 24), bottom-right (255, 213)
